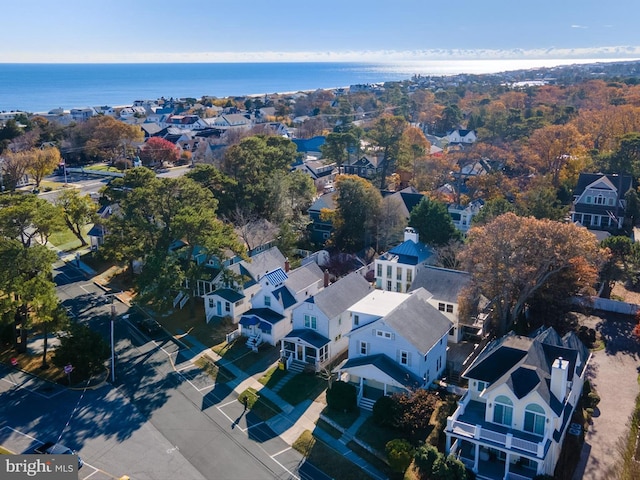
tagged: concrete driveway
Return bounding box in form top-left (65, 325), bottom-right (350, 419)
top-left (573, 312), bottom-right (640, 479)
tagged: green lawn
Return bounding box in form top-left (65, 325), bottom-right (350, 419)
top-left (237, 387), bottom-right (282, 421)
top-left (48, 224), bottom-right (91, 250)
top-left (292, 430), bottom-right (373, 480)
top-left (212, 340), bottom-right (279, 374)
top-left (194, 356), bottom-right (236, 383)
top-left (278, 372), bottom-right (327, 405)
top-left (258, 364), bottom-right (287, 387)
top-left (321, 405), bottom-right (360, 429)
top-left (355, 416), bottom-right (405, 454)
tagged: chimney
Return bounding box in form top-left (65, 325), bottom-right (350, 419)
top-left (324, 269), bottom-right (330, 288)
top-left (284, 258), bottom-right (290, 272)
top-left (404, 227), bottom-right (419, 243)
top-left (550, 357), bottom-right (569, 402)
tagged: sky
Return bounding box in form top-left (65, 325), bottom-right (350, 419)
top-left (1, 0), bottom-right (640, 63)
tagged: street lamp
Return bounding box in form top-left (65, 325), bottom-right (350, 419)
top-left (103, 292), bottom-right (122, 383)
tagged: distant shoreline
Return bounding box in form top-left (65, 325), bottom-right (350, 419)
top-left (1, 58), bottom-right (639, 114)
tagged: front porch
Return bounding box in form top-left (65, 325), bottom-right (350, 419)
top-left (336, 354), bottom-right (423, 410)
top-left (281, 330), bottom-right (330, 373)
top-left (451, 438), bottom-right (539, 480)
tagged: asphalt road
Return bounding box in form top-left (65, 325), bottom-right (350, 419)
top-left (53, 260), bottom-right (303, 479)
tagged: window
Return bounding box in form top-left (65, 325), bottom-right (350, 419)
top-left (449, 327), bottom-right (455, 336)
top-left (376, 330), bottom-right (393, 339)
top-left (353, 314), bottom-right (359, 326)
top-left (359, 341), bottom-right (368, 356)
top-left (396, 269), bottom-right (402, 281)
top-left (399, 350), bottom-right (409, 366)
top-left (493, 395), bottom-right (513, 426)
top-left (208, 298), bottom-right (214, 308)
top-left (377, 264), bottom-right (382, 277)
top-left (595, 195), bottom-right (605, 205)
top-left (438, 303), bottom-right (446, 311)
top-left (446, 304), bottom-right (454, 313)
top-left (264, 296), bottom-right (271, 307)
top-left (387, 280), bottom-right (392, 291)
top-left (396, 282), bottom-right (402, 292)
top-left (225, 302), bottom-right (230, 312)
top-left (608, 197), bottom-right (614, 206)
top-left (304, 314), bottom-right (317, 329)
top-left (406, 270), bottom-right (412, 283)
top-left (524, 404), bottom-right (546, 436)
top-left (585, 196), bottom-right (592, 204)
top-left (386, 265), bottom-right (392, 278)
top-left (477, 381), bottom-right (487, 392)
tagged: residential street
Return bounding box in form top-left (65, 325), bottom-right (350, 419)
top-left (0, 259), bottom-right (305, 479)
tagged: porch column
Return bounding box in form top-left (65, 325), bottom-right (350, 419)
top-left (445, 435), bottom-right (451, 454)
top-left (383, 383), bottom-right (388, 395)
top-left (503, 452), bottom-right (511, 480)
top-left (359, 377), bottom-right (364, 396)
top-left (473, 443), bottom-right (479, 473)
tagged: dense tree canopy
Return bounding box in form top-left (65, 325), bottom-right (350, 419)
top-left (54, 188), bottom-right (97, 246)
top-left (460, 213), bottom-right (605, 336)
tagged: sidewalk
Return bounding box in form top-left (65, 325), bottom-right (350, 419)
top-left (195, 345), bottom-right (388, 480)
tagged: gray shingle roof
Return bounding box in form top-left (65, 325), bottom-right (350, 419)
top-left (286, 262), bottom-right (324, 294)
top-left (409, 265), bottom-right (470, 303)
top-left (340, 353), bottom-right (422, 388)
top-left (383, 288), bottom-right (452, 353)
top-left (306, 272), bottom-right (372, 319)
top-left (285, 329), bottom-right (330, 348)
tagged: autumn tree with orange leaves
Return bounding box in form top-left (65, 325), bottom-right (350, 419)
top-left (460, 213), bottom-right (605, 336)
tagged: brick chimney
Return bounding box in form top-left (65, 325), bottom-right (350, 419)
top-left (324, 269), bottom-right (330, 288)
top-left (550, 357), bottom-right (569, 402)
top-left (284, 258), bottom-right (290, 272)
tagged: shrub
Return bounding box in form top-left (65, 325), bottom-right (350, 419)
top-left (326, 380), bottom-right (357, 412)
top-left (385, 438), bottom-right (415, 473)
top-left (431, 454), bottom-right (468, 480)
top-left (414, 443), bottom-right (439, 475)
top-left (372, 395), bottom-right (397, 427)
top-left (393, 389), bottom-right (439, 440)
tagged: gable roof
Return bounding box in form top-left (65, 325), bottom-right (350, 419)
top-left (285, 262), bottom-right (324, 294)
top-left (382, 288), bottom-right (452, 353)
top-left (235, 247), bottom-right (286, 285)
top-left (340, 353), bottom-right (423, 388)
top-left (410, 265), bottom-right (471, 304)
top-left (209, 288), bottom-right (244, 303)
top-left (573, 173), bottom-right (632, 198)
top-left (304, 272), bottom-right (372, 319)
top-left (464, 327), bottom-right (589, 413)
top-left (308, 190), bottom-right (338, 212)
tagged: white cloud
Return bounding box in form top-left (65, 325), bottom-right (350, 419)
top-left (2, 46), bottom-right (640, 63)
top-left (571, 24), bottom-right (588, 29)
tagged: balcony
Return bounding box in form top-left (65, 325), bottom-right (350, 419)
top-left (447, 399), bottom-right (549, 458)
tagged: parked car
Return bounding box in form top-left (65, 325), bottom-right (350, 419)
top-left (34, 441), bottom-right (84, 469)
top-left (128, 312), bottom-right (163, 335)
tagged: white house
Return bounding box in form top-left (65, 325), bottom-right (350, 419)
top-left (374, 227), bottom-right (435, 293)
top-left (202, 246), bottom-right (286, 322)
top-left (569, 173), bottom-right (632, 231)
top-left (409, 265), bottom-right (485, 343)
top-left (238, 263), bottom-right (325, 349)
top-left (447, 129), bottom-right (477, 145)
top-left (336, 288), bottom-right (452, 410)
top-left (445, 327), bottom-right (591, 479)
top-left (448, 200), bottom-right (484, 234)
top-left (281, 272), bottom-right (373, 373)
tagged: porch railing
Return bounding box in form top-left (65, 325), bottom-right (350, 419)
top-left (447, 419), bottom-right (543, 457)
top-left (226, 328), bottom-right (241, 343)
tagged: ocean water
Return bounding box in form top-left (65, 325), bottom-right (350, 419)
top-left (0, 59), bottom-right (619, 113)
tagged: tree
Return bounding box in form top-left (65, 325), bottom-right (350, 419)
top-left (460, 213), bottom-right (604, 336)
top-left (391, 389), bottom-right (440, 440)
top-left (322, 132), bottom-right (357, 169)
top-left (385, 439), bottom-right (415, 474)
top-left (185, 163), bottom-right (237, 219)
top-left (139, 137), bottom-right (180, 168)
top-left (472, 197), bottom-right (515, 225)
top-left (101, 169), bottom-right (245, 312)
top-left (368, 115), bottom-right (407, 189)
top-left (25, 146), bottom-right (61, 189)
top-left (82, 115), bottom-right (144, 165)
top-left (0, 149), bottom-right (30, 191)
top-left (54, 189), bottom-right (97, 246)
top-left (326, 380), bottom-right (357, 412)
top-left (0, 194), bottom-right (65, 247)
top-left (409, 197), bottom-right (461, 247)
top-left (526, 124), bottom-right (586, 186)
top-left (53, 322), bottom-right (110, 381)
top-left (329, 175), bottom-right (382, 252)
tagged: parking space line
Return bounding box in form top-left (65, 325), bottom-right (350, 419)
top-left (246, 421), bottom-right (265, 430)
top-left (81, 468), bottom-right (99, 479)
top-left (272, 446), bottom-right (292, 457)
top-left (269, 453), bottom-right (299, 480)
top-left (218, 399), bottom-right (237, 408)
